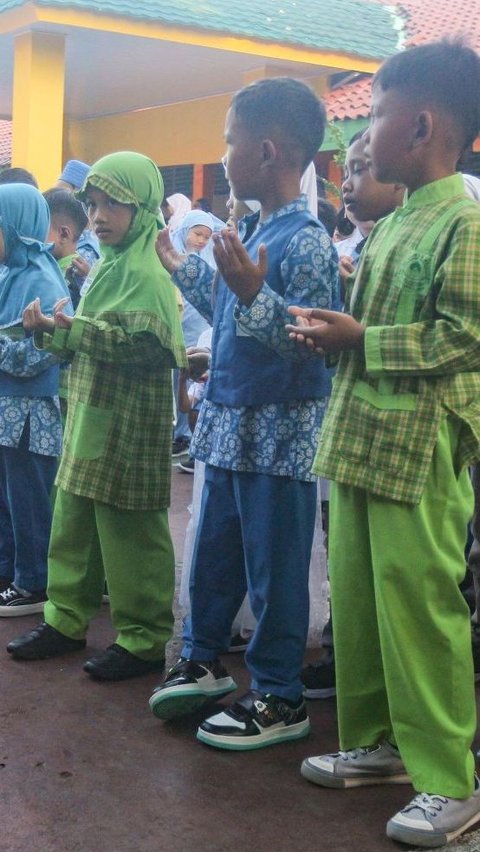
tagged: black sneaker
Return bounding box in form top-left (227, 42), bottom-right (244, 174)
top-left (7, 622), bottom-right (86, 659)
top-left (172, 437), bottom-right (190, 458)
top-left (197, 689), bottom-right (310, 750)
top-left (0, 584), bottom-right (47, 617)
top-left (226, 633), bottom-right (250, 653)
top-left (301, 656), bottom-right (336, 699)
top-left (177, 457), bottom-right (195, 474)
top-left (149, 657), bottom-right (237, 720)
top-left (84, 644), bottom-right (164, 681)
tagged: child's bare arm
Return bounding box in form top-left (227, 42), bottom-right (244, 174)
top-left (177, 368), bottom-right (192, 414)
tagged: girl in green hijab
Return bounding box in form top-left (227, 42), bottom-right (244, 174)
top-left (9, 152), bottom-right (187, 681)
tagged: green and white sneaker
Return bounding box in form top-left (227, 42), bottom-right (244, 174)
top-left (149, 657), bottom-right (237, 720)
top-left (387, 784), bottom-right (480, 848)
top-left (197, 689), bottom-right (310, 751)
top-left (301, 741), bottom-right (410, 789)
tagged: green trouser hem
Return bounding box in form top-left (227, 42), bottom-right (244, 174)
top-left (329, 417), bottom-right (476, 798)
top-left (44, 489), bottom-right (175, 659)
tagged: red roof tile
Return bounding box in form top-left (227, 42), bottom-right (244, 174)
top-left (326, 0), bottom-right (480, 121)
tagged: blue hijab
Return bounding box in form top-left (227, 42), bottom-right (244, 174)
top-left (0, 183), bottom-right (70, 330)
top-left (170, 210), bottom-right (225, 269)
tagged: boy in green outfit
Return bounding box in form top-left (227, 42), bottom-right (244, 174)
top-left (287, 40), bottom-right (480, 848)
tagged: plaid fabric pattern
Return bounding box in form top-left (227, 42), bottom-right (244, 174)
top-left (50, 311), bottom-right (174, 510)
top-left (313, 177), bottom-right (480, 504)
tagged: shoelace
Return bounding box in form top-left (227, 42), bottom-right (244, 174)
top-left (0, 586), bottom-right (18, 602)
top-left (402, 793), bottom-right (448, 818)
top-left (338, 746), bottom-right (378, 761)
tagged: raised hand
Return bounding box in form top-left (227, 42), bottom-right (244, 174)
top-left (155, 228), bottom-right (186, 274)
top-left (22, 298), bottom-right (55, 333)
top-left (213, 229), bottom-right (267, 306)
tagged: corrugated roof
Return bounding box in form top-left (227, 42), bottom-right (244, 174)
top-left (326, 0), bottom-right (480, 120)
top-left (0, 0), bottom-right (400, 59)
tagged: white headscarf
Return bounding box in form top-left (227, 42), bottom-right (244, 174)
top-left (463, 173), bottom-right (480, 202)
top-left (167, 193), bottom-right (192, 231)
top-left (171, 210), bottom-right (225, 269)
top-left (300, 161), bottom-right (318, 216)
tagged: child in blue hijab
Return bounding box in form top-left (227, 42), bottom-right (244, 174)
top-left (0, 183), bottom-right (71, 615)
top-left (170, 210), bottom-right (224, 270)
top-left (170, 210), bottom-right (223, 453)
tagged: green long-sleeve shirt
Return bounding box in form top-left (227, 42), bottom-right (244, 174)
top-left (313, 173), bottom-right (480, 504)
top-left (43, 311), bottom-right (176, 510)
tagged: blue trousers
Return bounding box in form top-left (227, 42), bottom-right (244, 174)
top-left (0, 421), bottom-right (56, 592)
top-left (182, 465), bottom-right (316, 700)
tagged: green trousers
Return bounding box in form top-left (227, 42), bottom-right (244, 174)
top-left (44, 489), bottom-right (175, 660)
top-left (329, 418), bottom-right (476, 798)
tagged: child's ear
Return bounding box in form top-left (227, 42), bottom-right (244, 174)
top-left (60, 224), bottom-right (73, 244)
top-left (412, 110), bottom-right (434, 149)
top-left (260, 139), bottom-right (277, 166)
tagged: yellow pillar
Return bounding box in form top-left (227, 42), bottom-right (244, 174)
top-left (12, 32), bottom-right (66, 190)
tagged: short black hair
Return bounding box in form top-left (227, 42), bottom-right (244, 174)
top-left (0, 167), bottom-right (38, 187)
top-left (317, 198), bottom-right (337, 237)
top-left (44, 188), bottom-right (88, 241)
top-left (231, 77), bottom-right (326, 170)
top-left (374, 39), bottom-right (480, 150)
top-left (349, 130), bottom-right (366, 147)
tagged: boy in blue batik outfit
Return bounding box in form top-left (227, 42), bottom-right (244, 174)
top-left (151, 76), bottom-right (339, 750)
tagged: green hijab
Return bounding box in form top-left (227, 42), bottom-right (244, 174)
top-left (77, 151), bottom-right (186, 368)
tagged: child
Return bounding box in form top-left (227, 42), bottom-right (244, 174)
top-left (170, 210), bottom-right (220, 456)
top-left (302, 133), bottom-right (404, 698)
top-left (166, 193), bottom-right (192, 231)
top-left (287, 40), bottom-right (480, 848)
top-left (54, 160), bottom-right (101, 299)
top-left (0, 183), bottom-right (70, 615)
top-left (7, 152), bottom-right (187, 681)
top-left (151, 76), bottom-right (339, 750)
top-left (44, 188), bottom-right (89, 308)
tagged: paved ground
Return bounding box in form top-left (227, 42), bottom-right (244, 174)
top-left (1, 466), bottom-right (480, 851)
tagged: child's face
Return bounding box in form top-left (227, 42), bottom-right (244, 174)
top-left (0, 228), bottom-right (5, 264)
top-left (83, 187), bottom-right (135, 247)
top-left (364, 84), bottom-right (416, 185)
top-left (223, 108), bottom-right (262, 201)
top-left (186, 225), bottom-right (212, 253)
top-left (342, 138), bottom-right (403, 223)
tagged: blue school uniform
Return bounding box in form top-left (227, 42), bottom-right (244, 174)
top-left (173, 196), bottom-right (339, 699)
top-left (0, 184), bottom-right (70, 594)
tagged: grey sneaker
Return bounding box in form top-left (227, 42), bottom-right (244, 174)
top-left (387, 786), bottom-right (480, 847)
top-left (301, 741), bottom-right (410, 789)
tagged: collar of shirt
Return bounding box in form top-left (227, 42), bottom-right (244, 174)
top-left (238, 195), bottom-right (309, 241)
top-left (403, 173), bottom-right (465, 211)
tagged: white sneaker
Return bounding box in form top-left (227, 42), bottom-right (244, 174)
top-left (387, 785), bottom-right (480, 847)
top-left (301, 741), bottom-right (410, 789)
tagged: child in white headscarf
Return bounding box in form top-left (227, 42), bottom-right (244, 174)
top-left (166, 193), bottom-right (192, 231)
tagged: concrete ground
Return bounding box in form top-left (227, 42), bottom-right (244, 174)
top-left (1, 467), bottom-right (480, 852)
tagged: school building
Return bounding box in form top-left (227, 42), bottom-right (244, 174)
top-left (0, 0), bottom-right (478, 206)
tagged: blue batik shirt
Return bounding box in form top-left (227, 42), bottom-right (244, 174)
top-left (172, 196), bottom-right (339, 481)
top-left (0, 335), bottom-right (62, 456)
